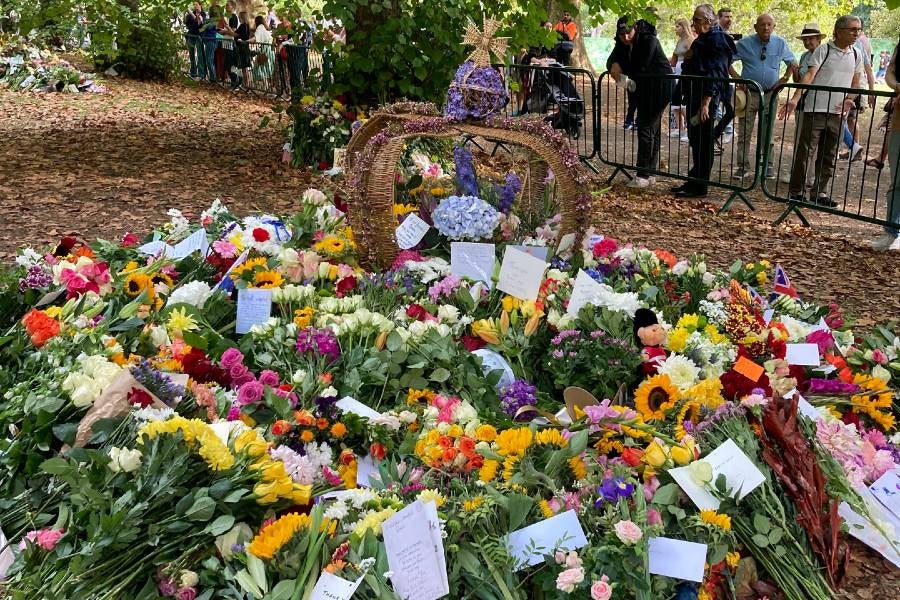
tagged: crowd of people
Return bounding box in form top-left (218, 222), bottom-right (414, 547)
top-left (605, 6), bottom-right (899, 251)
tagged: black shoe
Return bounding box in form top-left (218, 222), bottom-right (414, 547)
top-left (787, 192), bottom-right (805, 202)
top-left (670, 184), bottom-right (687, 193)
top-left (675, 188), bottom-right (707, 198)
top-left (815, 196), bottom-right (838, 208)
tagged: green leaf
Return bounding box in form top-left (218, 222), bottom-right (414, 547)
top-left (567, 429), bottom-right (589, 456)
top-left (386, 330), bottom-right (403, 351)
top-left (266, 580), bottom-right (297, 600)
top-left (430, 367), bottom-right (450, 382)
top-left (247, 553), bottom-right (269, 594)
top-left (52, 422), bottom-right (79, 446)
top-left (185, 496), bottom-right (217, 521)
top-left (651, 483), bottom-right (680, 505)
top-left (751, 533), bottom-right (770, 547)
top-left (235, 569), bottom-right (265, 598)
top-left (40, 457), bottom-right (71, 476)
top-left (507, 493), bottom-right (534, 531)
top-left (181, 330), bottom-right (209, 350)
top-left (753, 513), bottom-right (771, 534)
top-left (204, 515), bottom-right (236, 536)
top-left (768, 527), bottom-right (784, 545)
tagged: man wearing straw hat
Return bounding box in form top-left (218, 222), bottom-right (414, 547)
top-left (778, 15), bottom-right (865, 208)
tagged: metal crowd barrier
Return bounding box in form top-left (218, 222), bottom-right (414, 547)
top-left (183, 34), bottom-right (321, 100)
top-left (764, 82), bottom-right (898, 228)
top-left (492, 63), bottom-right (598, 164)
top-left (597, 72), bottom-right (765, 212)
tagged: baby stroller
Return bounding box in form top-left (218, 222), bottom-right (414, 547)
top-left (524, 61), bottom-right (584, 138)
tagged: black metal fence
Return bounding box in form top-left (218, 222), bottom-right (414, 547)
top-left (182, 34), bottom-right (327, 100)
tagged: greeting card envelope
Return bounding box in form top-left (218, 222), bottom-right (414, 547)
top-left (648, 537), bottom-right (708, 582)
top-left (669, 439), bottom-right (766, 510)
top-left (785, 343), bottom-right (821, 366)
top-left (506, 510), bottom-right (589, 570)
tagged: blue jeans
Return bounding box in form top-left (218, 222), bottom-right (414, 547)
top-left (885, 132), bottom-right (900, 235)
top-left (843, 122), bottom-right (855, 149)
top-left (186, 36), bottom-right (200, 77)
top-left (199, 38), bottom-right (217, 82)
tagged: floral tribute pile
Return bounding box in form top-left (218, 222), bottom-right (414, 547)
top-left (0, 37), bottom-right (104, 93)
top-left (0, 164), bottom-right (898, 599)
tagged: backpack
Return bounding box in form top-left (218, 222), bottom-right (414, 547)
top-left (797, 43), bottom-right (858, 111)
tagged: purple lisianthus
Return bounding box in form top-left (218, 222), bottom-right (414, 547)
top-left (296, 327), bottom-right (341, 362)
top-left (500, 379), bottom-right (538, 420)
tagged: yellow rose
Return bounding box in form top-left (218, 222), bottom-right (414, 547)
top-left (642, 441), bottom-right (668, 467)
top-left (670, 445), bottom-right (692, 466)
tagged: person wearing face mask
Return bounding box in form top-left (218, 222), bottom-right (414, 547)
top-left (729, 13), bottom-right (797, 181)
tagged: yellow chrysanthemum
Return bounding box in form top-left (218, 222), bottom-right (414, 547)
top-left (463, 496), bottom-right (484, 512)
top-left (634, 374), bottom-right (681, 421)
top-left (247, 512), bottom-right (312, 559)
top-left (726, 552), bottom-right (740, 568)
top-left (479, 459), bottom-right (499, 483)
top-left (253, 270), bottom-right (284, 289)
top-left (699, 509), bottom-right (732, 531)
top-left (667, 328), bottom-right (689, 353)
top-left (534, 428), bottom-right (568, 448)
top-left (475, 424), bottom-right (498, 442)
top-left (685, 377), bottom-right (725, 409)
top-left (495, 427), bottom-right (533, 457)
top-left (138, 416), bottom-right (235, 471)
top-left (676, 314), bottom-right (700, 331)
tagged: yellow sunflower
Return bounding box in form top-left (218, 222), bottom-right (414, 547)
top-left (293, 306), bottom-right (315, 328)
top-left (674, 401), bottom-right (701, 441)
top-left (230, 257), bottom-right (268, 280)
top-left (123, 272), bottom-right (152, 297)
top-left (699, 509), bottom-right (732, 531)
top-left (634, 374), bottom-right (681, 421)
top-left (151, 272), bottom-right (174, 289)
top-left (314, 236), bottom-right (346, 256)
top-left (253, 270), bottom-right (285, 289)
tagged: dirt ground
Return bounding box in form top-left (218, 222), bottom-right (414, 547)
top-left (0, 72), bottom-right (898, 597)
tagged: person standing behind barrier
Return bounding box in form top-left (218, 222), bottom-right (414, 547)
top-left (785, 23), bottom-right (827, 187)
top-left (608, 18), bottom-right (675, 189)
top-left (729, 14), bottom-right (796, 181)
top-left (673, 4), bottom-right (735, 198)
top-left (553, 11), bottom-right (578, 66)
top-left (218, 1), bottom-right (241, 90)
top-left (779, 15), bottom-right (865, 209)
top-left (252, 15), bottom-right (275, 86)
top-left (669, 18), bottom-right (695, 143)
top-left (198, 5), bottom-right (219, 82)
top-left (233, 11), bottom-right (252, 87)
top-left (716, 8), bottom-right (736, 145)
top-left (870, 42), bottom-right (900, 251)
top-left (184, 3), bottom-right (206, 79)
top-left (607, 18), bottom-right (638, 130)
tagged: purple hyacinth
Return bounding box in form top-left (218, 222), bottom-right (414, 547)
top-left (296, 327), bottom-right (340, 363)
top-left (500, 379), bottom-right (538, 420)
top-left (453, 145), bottom-right (479, 197)
top-left (496, 172), bottom-right (522, 214)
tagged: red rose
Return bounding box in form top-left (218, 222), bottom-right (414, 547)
top-left (841, 409), bottom-right (861, 428)
top-left (128, 387), bottom-right (154, 408)
top-left (121, 232), bottom-right (139, 247)
top-left (621, 447), bottom-right (644, 467)
top-left (405, 303), bottom-right (429, 321)
top-left (335, 276), bottom-right (357, 298)
top-left (461, 335), bottom-right (486, 351)
top-left (252, 228), bottom-right (270, 242)
top-left (369, 442), bottom-right (386, 461)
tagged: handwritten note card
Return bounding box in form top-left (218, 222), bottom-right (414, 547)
top-left (869, 470), bottom-right (900, 522)
top-left (669, 439), bottom-right (766, 510)
top-left (472, 349), bottom-right (516, 388)
top-left (497, 246), bottom-right (547, 301)
top-left (567, 269), bottom-right (605, 316)
top-left (395, 214), bottom-right (430, 250)
top-left (382, 500), bottom-right (449, 600)
top-left (235, 289), bottom-right (273, 334)
top-left (450, 242), bottom-right (495, 284)
top-left (648, 537), bottom-right (708, 582)
top-left (336, 396), bottom-right (382, 420)
top-left (137, 240), bottom-right (174, 258)
top-left (839, 490), bottom-right (900, 568)
top-left (506, 510), bottom-right (589, 570)
top-left (510, 245), bottom-right (550, 261)
top-left (310, 570), bottom-right (364, 600)
top-left (785, 343), bottom-right (821, 366)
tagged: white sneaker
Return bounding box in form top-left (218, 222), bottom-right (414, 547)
top-left (647, 176), bottom-right (657, 184)
top-left (870, 233), bottom-right (900, 251)
top-left (680, 134), bottom-right (689, 142)
top-left (850, 143), bottom-right (864, 162)
top-left (626, 177), bottom-right (650, 189)
top-left (722, 133), bottom-right (733, 144)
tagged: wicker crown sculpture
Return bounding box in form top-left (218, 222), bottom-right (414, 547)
top-left (343, 18), bottom-right (591, 269)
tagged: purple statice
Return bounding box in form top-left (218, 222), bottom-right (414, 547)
top-left (131, 360), bottom-right (186, 406)
top-left (808, 379), bottom-right (861, 395)
top-left (495, 172), bottom-right (522, 214)
top-left (18, 265), bottom-right (52, 292)
top-left (594, 476), bottom-right (635, 507)
top-left (296, 327), bottom-right (340, 362)
top-left (500, 379), bottom-right (538, 420)
top-left (444, 61), bottom-right (509, 121)
top-left (453, 145), bottom-right (479, 197)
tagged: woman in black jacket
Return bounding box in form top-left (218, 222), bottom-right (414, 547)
top-left (607, 17), bottom-right (675, 187)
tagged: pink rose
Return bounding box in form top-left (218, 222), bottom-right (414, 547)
top-left (647, 508), bottom-right (662, 526)
top-left (237, 381), bottom-right (265, 405)
top-left (555, 567), bottom-right (585, 593)
top-left (229, 364), bottom-right (249, 381)
top-left (554, 550), bottom-right (567, 564)
top-left (591, 575), bottom-right (612, 600)
top-left (614, 520), bottom-right (642, 545)
top-left (220, 348), bottom-right (244, 369)
top-left (564, 551), bottom-right (582, 568)
top-left (157, 577), bottom-right (178, 596)
top-left (175, 587), bottom-right (197, 600)
top-left (19, 528), bottom-right (65, 551)
top-left (259, 370), bottom-right (280, 387)
top-left (871, 349), bottom-right (889, 365)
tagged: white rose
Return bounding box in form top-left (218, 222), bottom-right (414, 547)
top-left (149, 325), bottom-right (170, 348)
top-left (108, 447), bottom-right (142, 473)
top-left (321, 386), bottom-right (338, 398)
top-left (166, 281), bottom-right (213, 308)
top-left (437, 305), bottom-right (459, 323)
top-left (872, 364), bottom-right (891, 383)
top-left (303, 188), bottom-right (328, 205)
top-left (179, 570), bottom-right (199, 588)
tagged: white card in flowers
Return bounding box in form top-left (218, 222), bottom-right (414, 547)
top-left (497, 246), bottom-right (546, 301)
top-left (382, 500), bottom-right (449, 600)
top-left (506, 510), bottom-right (588, 570)
top-left (669, 439), bottom-right (766, 510)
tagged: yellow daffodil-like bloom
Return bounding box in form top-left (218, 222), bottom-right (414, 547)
top-left (699, 509), bottom-right (732, 531)
top-left (166, 307), bottom-right (199, 337)
top-left (634, 374), bottom-right (681, 421)
top-left (539, 499), bottom-right (555, 517)
top-left (478, 459), bottom-right (499, 483)
top-left (475, 424), bottom-right (498, 442)
top-left (667, 328), bottom-right (689, 353)
top-left (726, 552), bottom-right (740, 568)
top-left (293, 306), bottom-right (314, 328)
top-left (393, 203), bottom-right (418, 216)
top-left (495, 427), bottom-right (533, 457)
top-left (568, 456), bottom-right (588, 479)
top-left (471, 319), bottom-right (500, 345)
top-left (417, 489), bottom-right (446, 508)
top-left (253, 270), bottom-right (284, 289)
top-left (247, 512), bottom-right (312, 559)
top-left (352, 508), bottom-right (396, 539)
top-left (463, 496), bottom-right (484, 512)
top-left (501, 296), bottom-right (521, 312)
top-left (534, 428), bottom-right (568, 448)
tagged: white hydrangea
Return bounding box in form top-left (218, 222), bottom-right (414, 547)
top-left (166, 280), bottom-right (213, 308)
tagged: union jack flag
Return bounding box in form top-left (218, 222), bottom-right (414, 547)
top-left (746, 285), bottom-right (767, 307)
top-left (772, 264), bottom-right (798, 298)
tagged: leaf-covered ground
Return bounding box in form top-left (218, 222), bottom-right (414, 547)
top-left (0, 74), bottom-right (898, 597)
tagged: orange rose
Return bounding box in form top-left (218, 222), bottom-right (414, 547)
top-left (271, 420), bottom-right (292, 436)
top-left (442, 447), bottom-right (458, 462)
top-left (437, 435), bottom-right (453, 449)
top-left (458, 436), bottom-right (477, 458)
top-left (294, 410), bottom-right (314, 426)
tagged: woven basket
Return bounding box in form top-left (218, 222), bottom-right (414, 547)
top-left (346, 112), bottom-right (589, 268)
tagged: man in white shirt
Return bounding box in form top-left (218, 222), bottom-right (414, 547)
top-left (778, 15), bottom-right (864, 208)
